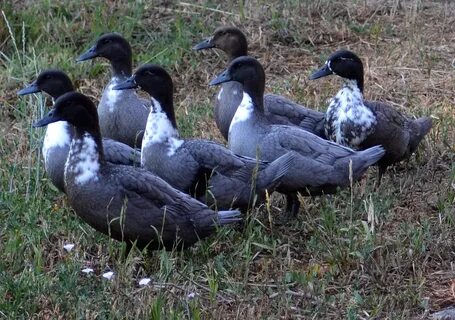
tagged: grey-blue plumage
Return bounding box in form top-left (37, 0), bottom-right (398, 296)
top-left (18, 69), bottom-right (140, 193)
top-left (32, 91), bottom-right (241, 250)
top-left (113, 64), bottom-right (294, 211)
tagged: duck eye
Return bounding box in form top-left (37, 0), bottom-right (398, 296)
top-left (103, 39), bottom-right (111, 44)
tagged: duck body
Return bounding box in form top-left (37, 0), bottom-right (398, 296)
top-left (141, 133), bottom-right (291, 211)
top-left (98, 76), bottom-right (149, 147)
top-left (33, 92), bottom-right (240, 250)
top-left (113, 66), bottom-right (292, 211)
top-left (227, 92), bottom-right (384, 196)
top-left (310, 50), bottom-right (432, 177)
top-left (18, 69), bottom-right (141, 193)
top-left (194, 26), bottom-right (326, 140)
top-left (64, 149), bottom-right (225, 250)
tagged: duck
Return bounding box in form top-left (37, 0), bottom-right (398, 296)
top-left (193, 26), bottom-right (326, 140)
top-left (32, 91), bottom-right (241, 250)
top-left (209, 56), bottom-right (386, 216)
top-left (309, 50), bottom-right (432, 181)
top-left (17, 69), bottom-right (141, 193)
top-left (76, 33), bottom-right (150, 148)
top-left (112, 64), bottom-right (294, 211)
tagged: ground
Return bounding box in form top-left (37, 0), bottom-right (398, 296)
top-left (0, 1), bottom-right (454, 319)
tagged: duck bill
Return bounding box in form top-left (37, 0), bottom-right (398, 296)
top-left (192, 37), bottom-right (215, 51)
top-left (209, 70), bottom-right (232, 86)
top-left (32, 110), bottom-right (60, 128)
top-left (17, 81), bottom-right (40, 95)
top-left (112, 76), bottom-right (137, 90)
top-left (76, 45), bottom-right (98, 62)
top-left (309, 64), bottom-right (333, 80)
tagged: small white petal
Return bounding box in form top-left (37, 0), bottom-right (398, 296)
top-left (187, 292), bottom-right (196, 299)
top-left (139, 278), bottom-right (151, 286)
top-left (102, 271), bottom-right (114, 280)
top-left (63, 244), bottom-right (75, 252)
top-left (82, 268), bottom-right (94, 274)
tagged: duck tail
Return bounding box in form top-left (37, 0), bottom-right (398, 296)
top-left (256, 151), bottom-right (296, 190)
top-left (351, 145), bottom-right (385, 176)
top-left (409, 117), bottom-right (432, 153)
top-left (216, 210), bottom-right (242, 225)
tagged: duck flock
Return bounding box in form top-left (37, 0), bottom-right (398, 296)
top-left (18, 27), bottom-right (432, 251)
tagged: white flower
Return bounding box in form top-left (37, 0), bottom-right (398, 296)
top-left (63, 244), bottom-right (75, 252)
top-left (187, 292), bottom-right (196, 299)
top-left (81, 268), bottom-right (94, 274)
top-left (102, 271), bottom-right (114, 280)
top-left (138, 278), bottom-right (151, 286)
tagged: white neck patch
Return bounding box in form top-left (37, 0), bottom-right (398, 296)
top-left (42, 121), bottom-right (72, 165)
top-left (106, 77), bottom-right (121, 112)
top-left (66, 133), bottom-right (100, 185)
top-left (217, 87), bottom-right (224, 101)
top-left (141, 98), bottom-right (183, 161)
top-left (229, 92), bottom-right (254, 133)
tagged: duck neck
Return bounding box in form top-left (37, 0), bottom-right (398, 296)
top-left (66, 127), bottom-right (104, 186)
top-left (143, 97), bottom-right (181, 148)
top-left (153, 92), bottom-right (177, 129)
top-left (72, 126), bottom-right (105, 163)
top-left (49, 83), bottom-right (74, 100)
top-left (229, 91), bottom-right (265, 134)
top-left (227, 46), bottom-right (248, 62)
top-left (340, 79), bottom-right (364, 104)
top-left (110, 55), bottom-right (133, 79)
top-left (347, 74), bottom-right (364, 94)
top-left (242, 79), bottom-right (265, 114)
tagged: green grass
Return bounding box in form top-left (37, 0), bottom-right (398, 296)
top-left (1, 0), bottom-right (454, 318)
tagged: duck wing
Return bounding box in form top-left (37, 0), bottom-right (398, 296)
top-left (364, 100), bottom-right (432, 163)
top-left (365, 100), bottom-right (407, 128)
top-left (113, 166), bottom-right (227, 247)
top-left (262, 126), bottom-right (384, 186)
top-left (185, 139), bottom-right (267, 177)
top-left (267, 125), bottom-right (357, 164)
top-left (264, 94), bottom-right (326, 137)
top-left (362, 101), bottom-right (411, 163)
top-left (103, 138), bottom-right (141, 166)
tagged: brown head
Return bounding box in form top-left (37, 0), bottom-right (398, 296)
top-left (193, 26), bottom-right (248, 61)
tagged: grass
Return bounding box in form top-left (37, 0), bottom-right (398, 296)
top-left (1, 0), bottom-right (454, 318)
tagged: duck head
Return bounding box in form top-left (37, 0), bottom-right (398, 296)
top-left (309, 50), bottom-right (364, 92)
top-left (18, 69), bottom-right (74, 99)
top-left (209, 56), bottom-right (265, 110)
top-left (113, 64), bottom-right (177, 127)
top-left (77, 33), bottom-right (133, 77)
top-left (193, 26), bottom-right (248, 61)
top-left (33, 91), bottom-right (100, 135)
